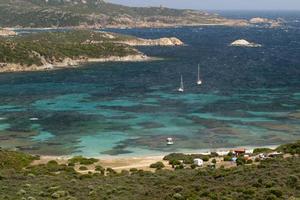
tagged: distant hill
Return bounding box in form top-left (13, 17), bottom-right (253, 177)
top-left (0, 0), bottom-right (248, 28)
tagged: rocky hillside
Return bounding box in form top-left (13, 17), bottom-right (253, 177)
top-left (0, 30), bottom-right (183, 72)
top-left (0, 0), bottom-right (248, 28)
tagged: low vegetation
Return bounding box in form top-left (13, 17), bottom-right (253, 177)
top-left (0, 30), bottom-right (140, 67)
top-left (163, 153), bottom-right (215, 164)
top-left (149, 161), bottom-right (165, 170)
top-left (0, 141), bottom-right (299, 199)
top-left (68, 156), bottom-right (99, 165)
top-left (0, 148), bottom-right (37, 170)
top-left (0, 0), bottom-right (234, 28)
top-left (277, 140), bottom-right (300, 155)
top-left (253, 148), bottom-right (274, 154)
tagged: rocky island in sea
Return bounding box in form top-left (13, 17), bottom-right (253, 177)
top-left (249, 17), bottom-right (284, 28)
top-left (230, 39), bottom-right (262, 47)
top-left (0, 30), bottom-right (184, 73)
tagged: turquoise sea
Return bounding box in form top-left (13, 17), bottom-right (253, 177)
top-left (0, 12), bottom-right (300, 157)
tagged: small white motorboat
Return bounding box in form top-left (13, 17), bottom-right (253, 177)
top-left (29, 118), bottom-right (39, 121)
top-left (166, 137), bottom-right (174, 145)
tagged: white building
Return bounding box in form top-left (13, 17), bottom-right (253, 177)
top-left (193, 158), bottom-right (204, 167)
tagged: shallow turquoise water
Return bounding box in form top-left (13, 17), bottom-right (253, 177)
top-left (1, 14), bottom-right (300, 156)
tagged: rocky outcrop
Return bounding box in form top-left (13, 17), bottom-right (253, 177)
top-left (249, 17), bottom-right (284, 28)
top-left (250, 17), bottom-right (270, 24)
top-left (230, 39), bottom-right (262, 48)
top-left (0, 29), bottom-right (17, 36)
top-left (120, 37), bottom-right (184, 46)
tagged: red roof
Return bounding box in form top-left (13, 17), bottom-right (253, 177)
top-left (233, 148), bottom-right (246, 153)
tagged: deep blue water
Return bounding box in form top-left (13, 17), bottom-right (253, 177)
top-left (0, 12), bottom-right (300, 157)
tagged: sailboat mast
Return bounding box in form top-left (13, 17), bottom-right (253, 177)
top-left (198, 64), bottom-right (200, 81)
top-left (181, 75), bottom-right (184, 89)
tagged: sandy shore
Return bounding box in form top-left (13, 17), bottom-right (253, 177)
top-left (32, 155), bottom-right (168, 172)
top-left (31, 144), bottom-right (280, 173)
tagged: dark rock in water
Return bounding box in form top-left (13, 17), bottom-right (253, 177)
top-left (45, 142), bottom-right (64, 146)
top-left (17, 146), bottom-right (40, 151)
top-left (138, 122), bottom-right (165, 129)
top-left (101, 144), bottom-right (133, 155)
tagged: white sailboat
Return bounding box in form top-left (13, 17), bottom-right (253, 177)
top-left (197, 64), bottom-right (202, 85)
top-left (178, 75), bottom-right (184, 92)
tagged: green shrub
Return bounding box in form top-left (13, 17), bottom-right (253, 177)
top-left (95, 165), bottom-right (105, 174)
top-left (129, 168), bottom-right (138, 172)
top-left (210, 152), bottom-right (219, 157)
top-left (246, 159), bottom-right (253, 164)
top-left (227, 151), bottom-right (234, 156)
top-left (253, 148), bottom-right (273, 154)
top-left (175, 164), bottom-right (184, 170)
top-left (269, 188), bottom-right (283, 197)
top-left (169, 159), bottom-right (181, 167)
top-left (79, 166), bottom-right (88, 171)
top-left (47, 160), bottom-right (58, 165)
top-left (0, 150), bottom-right (35, 170)
top-left (202, 156), bottom-right (209, 162)
top-left (276, 141), bottom-right (300, 155)
top-left (150, 162), bottom-right (165, 170)
top-left (106, 168), bottom-right (117, 175)
top-left (68, 156), bottom-right (98, 165)
top-left (190, 164), bottom-right (197, 169)
top-left (236, 157), bottom-right (246, 166)
top-left (255, 157), bottom-right (261, 162)
top-left (223, 156), bottom-right (232, 161)
top-left (286, 175), bottom-right (298, 188)
top-left (164, 153), bottom-right (212, 164)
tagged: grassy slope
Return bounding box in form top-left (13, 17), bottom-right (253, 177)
top-left (0, 30), bottom-right (139, 66)
top-left (0, 141), bottom-right (299, 200)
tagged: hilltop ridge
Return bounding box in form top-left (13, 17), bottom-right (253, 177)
top-left (0, 0), bottom-right (248, 28)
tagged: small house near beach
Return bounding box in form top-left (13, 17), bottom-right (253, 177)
top-left (193, 158), bottom-right (204, 167)
top-left (233, 148), bottom-right (246, 156)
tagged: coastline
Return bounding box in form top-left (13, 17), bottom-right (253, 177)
top-left (0, 54), bottom-right (160, 73)
top-left (31, 144), bottom-right (280, 172)
top-left (9, 22), bottom-right (250, 31)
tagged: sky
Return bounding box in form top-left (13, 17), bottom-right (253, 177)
top-left (108, 0), bottom-right (300, 10)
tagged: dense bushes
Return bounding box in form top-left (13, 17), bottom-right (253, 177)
top-left (68, 156), bottom-right (99, 165)
top-left (277, 140), bottom-right (300, 155)
top-left (150, 161), bottom-right (165, 170)
top-left (163, 153), bottom-right (213, 164)
top-left (0, 142), bottom-right (300, 199)
top-left (0, 30), bottom-right (139, 67)
top-left (1, 156), bottom-right (299, 200)
top-left (253, 148), bottom-right (273, 154)
top-left (0, 149), bottom-right (36, 170)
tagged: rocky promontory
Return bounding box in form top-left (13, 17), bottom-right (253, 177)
top-left (249, 17), bottom-right (284, 28)
top-left (120, 37), bottom-right (184, 46)
top-left (0, 29), bottom-right (17, 36)
top-left (0, 30), bottom-right (170, 73)
top-left (230, 39), bottom-right (262, 48)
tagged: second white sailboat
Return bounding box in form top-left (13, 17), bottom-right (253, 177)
top-left (178, 75), bottom-right (184, 92)
top-left (197, 64), bottom-right (202, 85)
